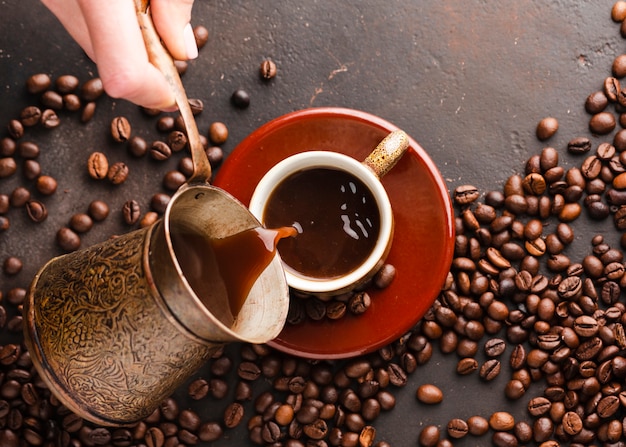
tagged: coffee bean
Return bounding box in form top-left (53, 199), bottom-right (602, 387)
top-left (209, 121), bottom-right (228, 144)
top-left (88, 199), bottom-right (110, 221)
top-left (41, 90), bottom-right (64, 110)
top-left (198, 421), bottom-right (223, 442)
top-left (231, 89), bottom-right (251, 108)
top-left (10, 187), bottom-right (30, 207)
top-left (151, 193), bottom-right (171, 213)
top-left (57, 227), bottom-right (81, 251)
top-left (484, 338), bottom-right (506, 357)
top-left (590, 111), bottom-right (617, 134)
top-left (122, 200), bottom-right (141, 225)
top-left (7, 119), bottom-right (24, 139)
top-left (536, 117), bottom-right (559, 140)
top-left (40, 108), bottom-right (60, 128)
top-left (163, 170), bottom-right (186, 191)
top-left (150, 141), bottom-right (172, 161)
top-left (107, 162), bottom-right (129, 184)
top-left (193, 25), bottom-right (209, 48)
top-left (110, 116), bottom-right (132, 142)
top-left (0, 157), bottom-right (17, 178)
top-left (260, 59), bottom-right (277, 80)
top-left (446, 418), bottom-right (468, 439)
top-left (127, 135), bottom-right (148, 157)
top-left (19, 106), bottom-right (42, 127)
top-left (81, 77), bottom-right (104, 101)
top-left (25, 200), bottom-right (47, 223)
top-left (416, 384), bottom-right (443, 404)
top-left (26, 73), bottom-right (51, 94)
top-left (187, 378), bottom-right (209, 400)
top-left (145, 427), bottom-right (165, 447)
top-left (2, 258), bottom-right (21, 276)
top-left (87, 151), bottom-right (109, 179)
top-left (81, 101), bottom-right (97, 123)
top-left (416, 425), bottom-right (439, 447)
top-left (224, 402), bottom-right (244, 428)
top-left (479, 359), bottom-right (501, 381)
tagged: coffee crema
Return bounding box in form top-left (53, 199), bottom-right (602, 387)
top-left (262, 167), bottom-right (381, 280)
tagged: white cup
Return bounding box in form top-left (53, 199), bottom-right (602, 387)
top-left (249, 130), bottom-right (409, 296)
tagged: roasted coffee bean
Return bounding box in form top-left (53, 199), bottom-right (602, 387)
top-left (25, 200), bottom-right (47, 222)
top-left (489, 411), bottom-right (515, 431)
top-left (7, 119), bottom-right (24, 139)
top-left (122, 200), bottom-right (141, 225)
top-left (40, 108), bottom-right (60, 128)
top-left (81, 77), bottom-right (104, 101)
top-left (151, 193), bottom-right (171, 213)
top-left (62, 93), bottom-right (81, 111)
top-left (536, 117), bottom-right (559, 140)
top-left (87, 151), bottom-right (109, 179)
top-left (107, 162), bottom-right (129, 184)
top-left (260, 59), bottom-right (277, 79)
top-left (150, 141), bottom-right (172, 161)
top-left (484, 338), bottom-right (506, 357)
top-left (20, 106), bottom-right (42, 127)
top-left (127, 135), bottom-right (148, 157)
top-left (145, 427), bottom-right (165, 447)
top-left (167, 130), bottom-right (187, 152)
top-left (231, 89), bottom-right (251, 108)
top-left (81, 101), bottom-right (97, 123)
top-left (416, 384), bottom-right (443, 404)
top-left (198, 421), bottom-right (223, 442)
top-left (209, 121), bottom-right (228, 144)
top-left (446, 418), bottom-right (468, 439)
top-left (188, 378), bottom-right (209, 400)
top-left (349, 292), bottom-right (371, 314)
top-left (26, 73), bottom-right (52, 94)
top-left (456, 357), bottom-right (478, 375)
top-left (88, 199), bottom-right (110, 221)
top-left (193, 24), bottom-right (209, 48)
top-left (418, 425), bottom-right (440, 447)
top-left (156, 115), bottom-right (176, 133)
top-left (23, 159), bottom-right (41, 180)
top-left (205, 145), bottom-right (224, 167)
top-left (0, 157), bottom-right (17, 178)
top-left (479, 359), bottom-right (501, 381)
top-left (41, 90), bottom-right (64, 109)
top-left (69, 213), bottom-right (93, 233)
top-left (453, 185), bottom-right (480, 205)
top-left (10, 186), bottom-right (30, 207)
top-left (57, 227), bottom-right (81, 251)
top-left (163, 170), bottom-right (186, 191)
top-left (373, 264), bottom-right (396, 289)
top-left (36, 174), bottom-right (57, 195)
top-left (590, 111), bottom-right (617, 134)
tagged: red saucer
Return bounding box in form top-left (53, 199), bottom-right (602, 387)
top-left (214, 107), bottom-right (455, 359)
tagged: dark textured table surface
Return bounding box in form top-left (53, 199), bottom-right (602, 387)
top-left (1, 0), bottom-right (626, 445)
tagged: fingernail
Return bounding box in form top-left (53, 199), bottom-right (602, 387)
top-left (184, 23), bottom-right (198, 60)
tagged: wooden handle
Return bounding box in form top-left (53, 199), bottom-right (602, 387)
top-left (363, 130), bottom-right (410, 178)
top-left (134, 0), bottom-right (212, 183)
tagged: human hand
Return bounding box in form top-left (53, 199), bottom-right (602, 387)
top-left (42, 0), bottom-right (198, 110)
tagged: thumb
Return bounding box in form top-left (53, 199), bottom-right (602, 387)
top-left (150, 0), bottom-right (198, 61)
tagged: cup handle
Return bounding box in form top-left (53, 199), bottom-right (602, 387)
top-left (362, 130), bottom-right (410, 179)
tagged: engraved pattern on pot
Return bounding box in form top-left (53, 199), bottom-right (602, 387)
top-left (27, 229), bottom-right (214, 424)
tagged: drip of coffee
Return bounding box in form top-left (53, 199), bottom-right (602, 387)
top-left (170, 225), bottom-right (296, 326)
top-left (262, 167), bottom-right (380, 280)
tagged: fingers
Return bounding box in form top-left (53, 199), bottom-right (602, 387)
top-left (77, 0), bottom-right (175, 109)
top-left (151, 0), bottom-right (198, 61)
